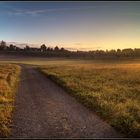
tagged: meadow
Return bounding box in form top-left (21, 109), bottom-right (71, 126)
top-left (0, 57), bottom-right (140, 137)
top-left (39, 62), bottom-right (140, 137)
top-left (0, 64), bottom-right (20, 137)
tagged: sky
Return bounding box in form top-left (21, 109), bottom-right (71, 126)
top-left (0, 1), bottom-right (140, 51)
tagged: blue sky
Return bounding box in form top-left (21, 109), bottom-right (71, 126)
top-left (0, 2), bottom-right (140, 50)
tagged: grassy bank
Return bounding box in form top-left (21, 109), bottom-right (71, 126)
top-left (0, 64), bottom-right (21, 137)
top-left (39, 63), bottom-right (140, 137)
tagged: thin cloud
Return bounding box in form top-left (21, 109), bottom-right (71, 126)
top-left (6, 6), bottom-right (96, 16)
top-left (77, 47), bottom-right (102, 51)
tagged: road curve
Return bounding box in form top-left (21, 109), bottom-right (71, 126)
top-left (11, 64), bottom-right (123, 138)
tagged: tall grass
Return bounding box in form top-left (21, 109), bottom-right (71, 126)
top-left (0, 64), bottom-right (20, 137)
top-left (39, 63), bottom-right (140, 137)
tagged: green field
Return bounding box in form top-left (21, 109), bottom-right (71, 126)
top-left (38, 62), bottom-right (140, 137)
top-left (0, 64), bottom-right (20, 137)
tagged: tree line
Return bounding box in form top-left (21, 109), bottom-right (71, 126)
top-left (0, 40), bottom-right (65, 52)
top-left (0, 40), bottom-right (140, 58)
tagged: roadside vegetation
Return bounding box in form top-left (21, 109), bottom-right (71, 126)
top-left (39, 63), bottom-right (140, 137)
top-left (0, 64), bottom-right (20, 137)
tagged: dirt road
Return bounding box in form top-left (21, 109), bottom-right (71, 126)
top-left (11, 65), bottom-right (123, 138)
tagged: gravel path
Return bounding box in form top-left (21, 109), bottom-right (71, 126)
top-left (11, 64), bottom-right (123, 138)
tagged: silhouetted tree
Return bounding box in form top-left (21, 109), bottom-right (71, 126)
top-left (24, 45), bottom-right (30, 51)
top-left (0, 40), bottom-right (7, 50)
top-left (54, 46), bottom-right (59, 51)
top-left (9, 44), bottom-right (16, 51)
top-left (60, 47), bottom-right (65, 51)
top-left (40, 44), bottom-right (47, 52)
top-left (122, 48), bottom-right (134, 56)
top-left (134, 48), bottom-right (140, 57)
top-left (117, 49), bottom-right (121, 53)
top-left (46, 47), bottom-right (51, 51)
top-left (109, 49), bottom-right (116, 54)
top-left (15, 46), bottom-right (21, 51)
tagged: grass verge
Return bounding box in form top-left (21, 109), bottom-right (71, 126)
top-left (0, 64), bottom-right (21, 137)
